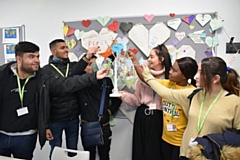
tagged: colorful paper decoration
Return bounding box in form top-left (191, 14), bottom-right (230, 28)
top-left (107, 20), bottom-right (119, 32)
top-left (120, 22), bottom-right (133, 35)
top-left (167, 18), bottom-right (181, 31)
top-left (128, 48), bottom-right (138, 54)
top-left (97, 16), bottom-right (111, 26)
top-left (182, 15), bottom-right (195, 24)
top-left (196, 14), bottom-right (211, 26)
top-left (169, 13), bottom-right (175, 18)
top-left (175, 32), bottom-right (186, 41)
top-left (189, 25), bottom-right (195, 30)
top-left (205, 51), bottom-right (212, 56)
top-left (205, 36), bottom-right (219, 48)
top-left (74, 29), bottom-right (85, 40)
top-left (82, 20), bottom-right (91, 28)
top-left (144, 14), bottom-right (155, 22)
top-left (62, 25), bottom-right (69, 36)
top-left (66, 27), bottom-right (75, 37)
top-left (66, 39), bottom-right (76, 49)
top-left (210, 18), bottom-right (223, 31)
top-left (116, 37), bottom-right (129, 51)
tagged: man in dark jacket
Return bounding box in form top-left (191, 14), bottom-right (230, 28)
top-left (72, 56), bottom-right (122, 160)
top-left (0, 41), bottom-right (108, 160)
top-left (43, 39), bottom-right (99, 158)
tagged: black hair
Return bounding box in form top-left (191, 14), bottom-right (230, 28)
top-left (201, 57), bottom-right (240, 96)
top-left (49, 39), bottom-right (65, 49)
top-left (176, 57), bottom-right (198, 86)
top-left (152, 44), bottom-right (172, 79)
top-left (15, 41), bottom-right (39, 57)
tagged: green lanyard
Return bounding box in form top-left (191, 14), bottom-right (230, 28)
top-left (197, 89), bottom-right (223, 134)
top-left (170, 83), bottom-right (189, 120)
top-left (50, 63), bottom-right (69, 77)
top-left (17, 75), bottom-right (30, 108)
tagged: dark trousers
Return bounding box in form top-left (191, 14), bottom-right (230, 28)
top-left (132, 104), bottom-right (163, 160)
top-left (81, 125), bottom-right (112, 160)
top-left (0, 132), bottom-right (37, 160)
top-left (162, 139), bottom-right (180, 160)
top-left (179, 157), bottom-right (189, 160)
top-left (49, 117), bottom-right (79, 159)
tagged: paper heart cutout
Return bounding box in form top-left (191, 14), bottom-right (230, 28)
top-left (167, 18), bottom-right (181, 31)
top-left (125, 76), bottom-right (137, 89)
top-left (144, 14), bottom-right (155, 22)
top-left (98, 47), bottom-right (112, 58)
top-left (116, 37), bottom-right (129, 51)
top-left (128, 23), bottom-right (170, 57)
top-left (205, 51), bottom-right (212, 56)
top-left (196, 14), bottom-right (211, 26)
top-left (128, 48), bottom-right (138, 54)
top-left (169, 13), bottom-right (175, 18)
top-left (210, 19), bottom-right (223, 31)
top-left (66, 27), bottom-right (75, 37)
top-left (81, 28), bottom-right (118, 54)
top-left (62, 25), bottom-right (69, 36)
top-left (108, 20), bottom-right (119, 32)
top-left (166, 45), bottom-right (196, 64)
top-left (97, 16), bottom-right (111, 26)
top-left (189, 25), bottom-right (195, 30)
top-left (205, 36), bottom-right (219, 47)
top-left (175, 32), bottom-right (186, 41)
top-left (172, 40), bottom-right (179, 46)
top-left (111, 43), bottom-right (123, 54)
top-left (74, 29), bottom-right (85, 40)
top-left (120, 22), bottom-right (133, 34)
top-left (66, 39), bottom-right (76, 49)
top-left (82, 20), bottom-right (91, 28)
top-left (182, 15), bottom-right (195, 24)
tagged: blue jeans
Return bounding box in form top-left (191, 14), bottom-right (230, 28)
top-left (0, 132), bottom-right (37, 160)
top-left (49, 117), bottom-right (79, 159)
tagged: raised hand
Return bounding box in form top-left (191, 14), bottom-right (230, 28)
top-left (96, 68), bottom-right (110, 80)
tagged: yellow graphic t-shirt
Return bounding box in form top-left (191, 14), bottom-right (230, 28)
top-left (158, 79), bottom-right (195, 146)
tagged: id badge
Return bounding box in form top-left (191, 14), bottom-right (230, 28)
top-left (167, 124), bottom-right (177, 131)
top-left (149, 103), bottom-right (156, 110)
top-left (17, 107), bottom-right (29, 116)
top-left (189, 137), bottom-right (198, 147)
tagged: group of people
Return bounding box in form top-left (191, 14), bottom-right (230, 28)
top-left (0, 39), bottom-right (239, 160)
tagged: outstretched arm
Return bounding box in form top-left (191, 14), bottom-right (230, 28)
top-left (128, 51), bottom-right (144, 82)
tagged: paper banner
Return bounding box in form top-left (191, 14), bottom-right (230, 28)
top-left (129, 23), bottom-right (170, 57)
top-left (166, 45), bottom-right (196, 64)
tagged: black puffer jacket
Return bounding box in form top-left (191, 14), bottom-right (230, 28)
top-left (0, 61), bottom-right (98, 149)
top-left (42, 56), bottom-right (87, 122)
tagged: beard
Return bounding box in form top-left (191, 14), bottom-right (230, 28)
top-left (20, 61), bottom-right (39, 74)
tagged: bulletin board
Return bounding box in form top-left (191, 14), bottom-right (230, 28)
top-left (63, 13), bottom-right (223, 121)
top-left (0, 25), bottom-right (25, 65)
top-left (63, 12), bottom-right (221, 64)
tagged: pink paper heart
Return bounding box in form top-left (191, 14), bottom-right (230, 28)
top-left (182, 17), bottom-right (189, 24)
top-left (182, 15), bottom-right (195, 24)
top-left (144, 14), bottom-right (154, 22)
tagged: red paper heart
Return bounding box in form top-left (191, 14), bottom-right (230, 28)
top-left (169, 13), bottom-right (175, 18)
top-left (108, 20), bottom-right (119, 32)
top-left (129, 48), bottom-right (138, 54)
top-left (82, 20), bottom-right (91, 28)
top-left (66, 27), bottom-right (75, 37)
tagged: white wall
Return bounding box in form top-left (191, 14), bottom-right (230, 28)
top-left (0, 0), bottom-right (240, 159)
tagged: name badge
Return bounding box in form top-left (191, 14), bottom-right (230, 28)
top-left (149, 103), bottom-right (156, 110)
top-left (189, 137), bottom-right (198, 147)
top-left (17, 107), bottom-right (29, 116)
top-left (167, 124), bottom-right (177, 131)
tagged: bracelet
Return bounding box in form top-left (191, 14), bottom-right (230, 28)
top-left (82, 56), bottom-right (89, 63)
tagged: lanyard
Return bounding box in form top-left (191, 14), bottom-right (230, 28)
top-left (170, 83), bottom-right (189, 120)
top-left (197, 89), bottom-right (223, 134)
top-left (50, 63), bottom-right (69, 77)
top-left (17, 75), bottom-right (30, 108)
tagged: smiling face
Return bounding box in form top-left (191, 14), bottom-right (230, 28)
top-left (17, 52), bottom-right (40, 73)
top-left (169, 61), bottom-right (186, 85)
top-left (147, 49), bottom-right (163, 70)
top-left (51, 42), bottom-right (69, 60)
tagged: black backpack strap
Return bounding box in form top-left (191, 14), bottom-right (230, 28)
top-left (187, 88), bottom-right (203, 105)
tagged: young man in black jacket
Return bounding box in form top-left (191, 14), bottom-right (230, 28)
top-left (0, 41), bottom-right (108, 160)
top-left (71, 56), bottom-right (122, 160)
top-left (43, 39), bottom-right (99, 158)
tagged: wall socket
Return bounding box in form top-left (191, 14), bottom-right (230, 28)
top-left (226, 43), bottom-right (240, 54)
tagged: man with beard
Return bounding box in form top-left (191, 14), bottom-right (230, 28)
top-left (43, 39), bottom-right (99, 158)
top-left (0, 41), bottom-right (109, 160)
